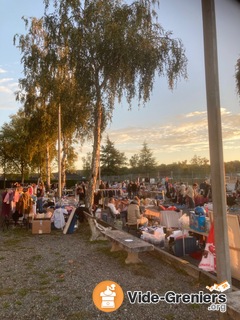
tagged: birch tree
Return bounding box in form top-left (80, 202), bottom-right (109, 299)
top-left (15, 0), bottom-right (187, 213)
top-left (41, 0), bottom-right (187, 210)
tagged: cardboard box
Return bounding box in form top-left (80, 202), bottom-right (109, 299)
top-left (32, 219), bottom-right (51, 234)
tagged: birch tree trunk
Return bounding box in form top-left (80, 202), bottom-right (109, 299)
top-left (61, 137), bottom-right (67, 191)
top-left (46, 143), bottom-right (51, 191)
top-left (85, 99), bottom-right (102, 213)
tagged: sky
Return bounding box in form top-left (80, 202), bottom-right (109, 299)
top-left (0, 0), bottom-right (240, 168)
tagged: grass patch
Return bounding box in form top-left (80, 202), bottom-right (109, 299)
top-left (0, 287), bottom-right (14, 297)
top-left (2, 302), bottom-right (10, 309)
top-left (24, 262), bottom-right (34, 269)
top-left (96, 246), bottom-right (126, 265)
top-left (38, 272), bottom-right (49, 279)
top-left (39, 279), bottom-right (51, 286)
top-left (3, 238), bottom-right (22, 247)
top-left (54, 269), bottom-right (65, 275)
top-left (96, 245), bottom-right (157, 278)
top-left (174, 267), bottom-right (188, 276)
top-left (31, 270), bottom-right (42, 276)
top-left (45, 295), bottom-right (60, 304)
top-left (162, 314), bottom-right (175, 320)
top-left (127, 264), bottom-right (156, 279)
top-left (30, 254), bottom-right (43, 262)
top-left (37, 287), bottom-right (48, 293)
top-left (66, 311), bottom-right (93, 320)
top-left (24, 254), bottom-right (43, 269)
top-left (189, 303), bottom-right (200, 309)
top-left (31, 272), bottom-right (52, 286)
top-left (18, 288), bottom-right (31, 297)
top-left (15, 300), bottom-right (22, 305)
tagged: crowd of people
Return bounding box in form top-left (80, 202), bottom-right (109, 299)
top-left (92, 178), bottom-right (213, 211)
top-left (0, 182), bottom-right (49, 225)
top-left (87, 177), bottom-right (240, 237)
top-left (2, 176), bottom-right (238, 232)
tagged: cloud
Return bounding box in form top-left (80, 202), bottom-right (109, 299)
top-left (0, 86), bottom-right (12, 94)
top-left (0, 78), bottom-right (14, 84)
top-left (0, 77), bottom-right (18, 103)
top-left (185, 111), bottom-right (206, 118)
top-left (103, 108), bottom-right (240, 162)
top-left (0, 68), bottom-right (7, 74)
top-left (0, 102), bottom-right (17, 110)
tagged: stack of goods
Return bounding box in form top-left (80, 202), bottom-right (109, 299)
top-left (189, 206), bottom-right (210, 233)
top-left (140, 226), bottom-right (166, 247)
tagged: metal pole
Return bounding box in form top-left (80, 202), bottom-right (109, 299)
top-left (58, 104), bottom-right (62, 199)
top-left (201, 0), bottom-right (231, 286)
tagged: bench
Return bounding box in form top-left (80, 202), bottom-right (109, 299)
top-left (101, 228), bottom-right (154, 264)
top-left (84, 211), bottom-right (154, 263)
top-left (83, 211), bottom-right (113, 241)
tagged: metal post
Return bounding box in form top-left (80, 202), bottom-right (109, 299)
top-left (201, 0), bottom-right (231, 286)
top-left (58, 104), bottom-right (62, 200)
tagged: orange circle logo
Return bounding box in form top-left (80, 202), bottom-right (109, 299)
top-left (92, 280), bottom-right (124, 312)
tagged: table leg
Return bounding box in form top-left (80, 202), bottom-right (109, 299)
top-left (125, 252), bottom-right (142, 264)
top-left (110, 242), bottom-right (122, 252)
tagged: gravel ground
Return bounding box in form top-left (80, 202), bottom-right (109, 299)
top-left (0, 222), bottom-right (220, 320)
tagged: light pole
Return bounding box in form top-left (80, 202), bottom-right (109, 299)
top-left (201, 0), bottom-right (231, 286)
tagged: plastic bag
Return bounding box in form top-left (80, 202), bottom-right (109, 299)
top-left (198, 224), bottom-right (216, 272)
top-left (178, 213), bottom-right (189, 229)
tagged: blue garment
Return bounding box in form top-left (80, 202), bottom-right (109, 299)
top-left (37, 197), bottom-right (43, 213)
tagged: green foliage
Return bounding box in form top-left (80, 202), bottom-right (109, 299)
top-left (82, 152), bottom-right (92, 179)
top-left (129, 154), bottom-right (140, 170)
top-left (8, 0), bottom-right (187, 203)
top-left (190, 155), bottom-right (209, 166)
top-left (130, 141), bottom-right (157, 173)
top-left (39, 0), bottom-right (187, 207)
top-left (0, 110), bottom-right (34, 182)
top-left (14, 5), bottom-right (91, 185)
top-left (100, 136), bottom-right (127, 175)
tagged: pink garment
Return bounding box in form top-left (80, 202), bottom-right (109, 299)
top-left (28, 186), bottom-right (33, 196)
top-left (13, 190), bottom-right (20, 203)
top-left (3, 192), bottom-right (9, 204)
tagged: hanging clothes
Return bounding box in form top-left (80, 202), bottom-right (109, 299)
top-left (12, 189), bottom-right (20, 213)
top-left (1, 190), bottom-right (12, 217)
top-left (18, 191), bottom-right (32, 216)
